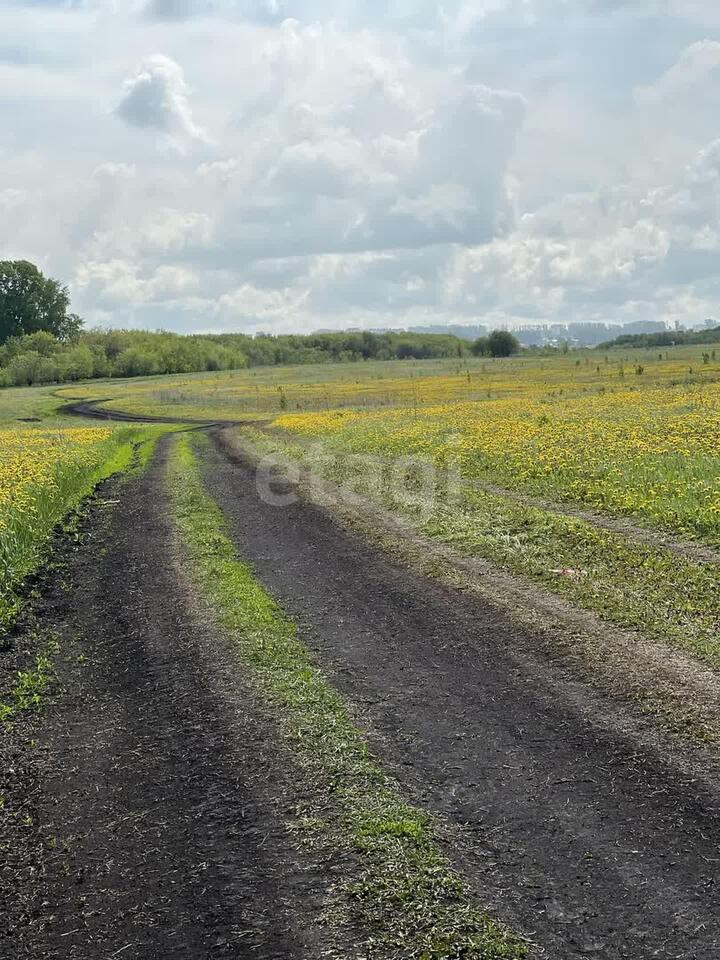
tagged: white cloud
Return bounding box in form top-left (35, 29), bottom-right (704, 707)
top-left (116, 54), bottom-right (206, 142)
top-left (636, 39), bottom-right (720, 105)
top-left (75, 258), bottom-right (200, 304)
top-left (144, 0), bottom-right (288, 21)
top-left (1, 1), bottom-right (719, 332)
top-left (0, 188), bottom-right (27, 211)
top-left (216, 282), bottom-right (309, 318)
top-left (441, 129), bottom-right (720, 326)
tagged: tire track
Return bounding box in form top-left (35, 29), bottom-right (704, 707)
top-left (4, 438), bottom-right (344, 960)
top-left (470, 478), bottom-right (720, 565)
top-left (196, 428), bottom-right (720, 960)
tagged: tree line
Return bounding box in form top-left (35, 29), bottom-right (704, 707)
top-left (0, 328), bottom-right (487, 387)
top-left (0, 259), bottom-right (520, 387)
top-left (599, 326), bottom-right (720, 349)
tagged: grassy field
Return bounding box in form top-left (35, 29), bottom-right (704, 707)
top-left (58, 344), bottom-right (720, 539)
top-left (0, 383), bottom-right (77, 429)
top-left (9, 343), bottom-right (720, 664)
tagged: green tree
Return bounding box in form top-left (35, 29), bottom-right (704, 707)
top-left (3, 351), bottom-right (45, 386)
top-left (487, 330), bottom-right (521, 358)
top-left (58, 344), bottom-right (94, 381)
top-left (0, 260), bottom-right (82, 344)
top-left (112, 347), bottom-right (161, 378)
top-left (19, 330), bottom-right (59, 357)
top-left (471, 336), bottom-right (490, 357)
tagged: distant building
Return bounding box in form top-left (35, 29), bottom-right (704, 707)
top-left (406, 324), bottom-right (489, 341)
top-left (315, 319), bottom-right (671, 347)
top-left (515, 320), bottom-right (667, 348)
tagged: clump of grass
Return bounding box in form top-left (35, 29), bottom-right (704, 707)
top-left (167, 432), bottom-right (526, 959)
top-left (0, 635), bottom-right (59, 725)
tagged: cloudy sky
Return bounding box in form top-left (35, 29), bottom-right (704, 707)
top-left (1, 1), bottom-right (720, 333)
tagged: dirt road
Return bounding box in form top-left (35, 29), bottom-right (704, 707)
top-left (200, 428), bottom-right (720, 960)
top-left (58, 398), bottom-right (246, 426)
top-left (2, 442), bottom-right (343, 960)
top-left (3, 409), bottom-right (719, 958)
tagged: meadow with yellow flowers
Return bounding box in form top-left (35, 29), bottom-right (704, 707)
top-left (26, 344), bottom-right (720, 665)
top-left (274, 377), bottom-right (720, 542)
top-left (2, 344), bottom-right (720, 956)
top-left (0, 410), bottom-right (152, 637)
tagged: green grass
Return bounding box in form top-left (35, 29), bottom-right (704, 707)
top-left (0, 380), bottom-right (171, 636)
top-left (0, 383), bottom-right (67, 428)
top-left (51, 347), bottom-right (720, 546)
top-left (53, 343), bottom-right (720, 421)
top-left (0, 383), bottom-right (121, 429)
top-left (0, 635), bottom-right (59, 725)
top-left (167, 432), bottom-right (526, 959)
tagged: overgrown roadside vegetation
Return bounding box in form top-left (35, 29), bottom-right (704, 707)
top-left (167, 431), bottom-right (526, 960)
top-left (0, 425), bottom-right (165, 642)
top-left (0, 424), bottom-right (169, 750)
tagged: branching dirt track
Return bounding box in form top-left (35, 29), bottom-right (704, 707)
top-left (58, 398), bottom-right (249, 427)
top-left (4, 405), bottom-right (719, 959)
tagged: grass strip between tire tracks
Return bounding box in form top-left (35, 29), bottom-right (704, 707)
top-left (167, 431), bottom-right (526, 960)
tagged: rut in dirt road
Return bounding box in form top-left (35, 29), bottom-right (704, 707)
top-left (199, 428), bottom-right (720, 960)
top-left (5, 438), bottom-right (343, 960)
top-left (58, 398), bottom-right (245, 426)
